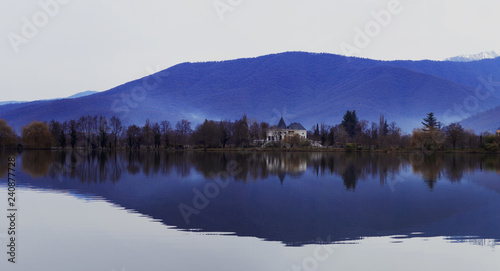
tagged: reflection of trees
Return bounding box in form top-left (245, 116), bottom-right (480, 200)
top-left (412, 155), bottom-right (443, 189)
top-left (309, 152), bottom-right (404, 190)
top-left (483, 155), bottom-right (500, 174)
top-left (0, 151), bottom-right (19, 178)
top-left (21, 150), bottom-right (54, 177)
top-left (443, 155), bottom-right (465, 182)
top-left (10, 150), bottom-right (500, 187)
top-left (411, 153), bottom-right (500, 189)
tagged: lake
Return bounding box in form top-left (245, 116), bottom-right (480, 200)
top-left (1, 150), bottom-right (499, 271)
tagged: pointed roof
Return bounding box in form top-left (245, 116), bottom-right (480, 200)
top-left (277, 117), bottom-right (287, 129)
top-left (287, 123), bottom-right (306, 130)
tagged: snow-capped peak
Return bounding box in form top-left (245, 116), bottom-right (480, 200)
top-left (445, 51), bottom-right (500, 62)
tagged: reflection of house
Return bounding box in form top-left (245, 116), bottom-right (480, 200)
top-left (264, 154), bottom-right (307, 173)
top-left (264, 153), bottom-right (307, 183)
top-left (267, 117), bottom-right (307, 142)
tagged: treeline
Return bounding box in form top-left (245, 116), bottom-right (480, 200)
top-left (0, 111), bottom-right (499, 151)
top-left (0, 115), bottom-right (268, 150)
top-left (310, 111), bottom-right (500, 151)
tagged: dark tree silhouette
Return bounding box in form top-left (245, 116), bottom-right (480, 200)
top-left (422, 112), bottom-right (438, 131)
top-left (160, 121), bottom-right (171, 148)
top-left (444, 122), bottom-right (465, 149)
top-left (233, 114), bottom-right (249, 147)
top-left (193, 119), bottom-right (220, 148)
top-left (341, 110), bottom-right (359, 138)
top-left (126, 125), bottom-right (142, 149)
top-left (152, 122), bottom-right (161, 148)
top-left (175, 119), bottom-right (192, 146)
top-left (109, 116), bottom-right (123, 148)
top-left (218, 120), bottom-right (232, 148)
top-left (97, 116), bottom-right (109, 149)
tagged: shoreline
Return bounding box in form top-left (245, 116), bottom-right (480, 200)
top-left (2, 147), bottom-right (499, 154)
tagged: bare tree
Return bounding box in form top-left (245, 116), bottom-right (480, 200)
top-left (126, 125), bottom-right (142, 149)
top-left (249, 121), bottom-right (260, 142)
top-left (152, 122), bottom-right (161, 148)
top-left (444, 122), bottom-right (465, 149)
top-left (109, 116), bottom-right (123, 148)
top-left (175, 119), bottom-right (192, 146)
top-left (160, 121), bottom-right (171, 148)
top-left (142, 119), bottom-right (153, 148)
top-left (218, 120), bottom-right (232, 148)
top-left (97, 116), bottom-right (109, 149)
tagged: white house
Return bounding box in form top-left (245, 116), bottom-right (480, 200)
top-left (267, 117), bottom-right (307, 142)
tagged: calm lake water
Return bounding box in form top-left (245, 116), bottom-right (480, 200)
top-left (1, 150), bottom-right (500, 271)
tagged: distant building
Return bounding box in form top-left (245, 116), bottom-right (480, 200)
top-left (496, 129), bottom-right (500, 136)
top-left (267, 117), bottom-right (307, 141)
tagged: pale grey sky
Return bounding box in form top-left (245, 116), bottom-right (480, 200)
top-left (1, 0), bottom-right (500, 101)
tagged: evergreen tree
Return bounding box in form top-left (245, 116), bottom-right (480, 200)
top-left (341, 110), bottom-right (359, 138)
top-left (313, 124), bottom-right (320, 140)
top-left (422, 112), bottom-right (438, 131)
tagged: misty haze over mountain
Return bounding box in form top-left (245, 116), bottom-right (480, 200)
top-left (1, 52), bottom-right (499, 133)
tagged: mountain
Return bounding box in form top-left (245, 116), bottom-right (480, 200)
top-left (1, 52), bottom-right (500, 133)
top-left (0, 90), bottom-right (98, 106)
top-left (66, 90), bottom-right (98, 99)
top-left (0, 101), bottom-right (24, 106)
top-left (461, 105), bottom-right (500, 133)
top-left (446, 51), bottom-right (500, 62)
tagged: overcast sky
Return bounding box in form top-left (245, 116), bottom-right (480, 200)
top-left (2, 0), bottom-right (500, 101)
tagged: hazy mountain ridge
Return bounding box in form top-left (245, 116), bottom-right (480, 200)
top-left (461, 105), bottom-right (500, 133)
top-left (0, 90), bottom-right (98, 106)
top-left (1, 52), bottom-right (500, 133)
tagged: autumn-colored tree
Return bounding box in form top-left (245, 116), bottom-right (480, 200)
top-left (415, 113), bottom-right (444, 150)
top-left (0, 119), bottom-right (17, 148)
top-left (284, 133), bottom-right (301, 148)
top-left (21, 121), bottom-right (54, 149)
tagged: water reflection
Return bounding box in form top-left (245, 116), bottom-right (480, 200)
top-left (1, 150), bottom-right (500, 246)
top-left (2, 150), bottom-right (498, 187)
